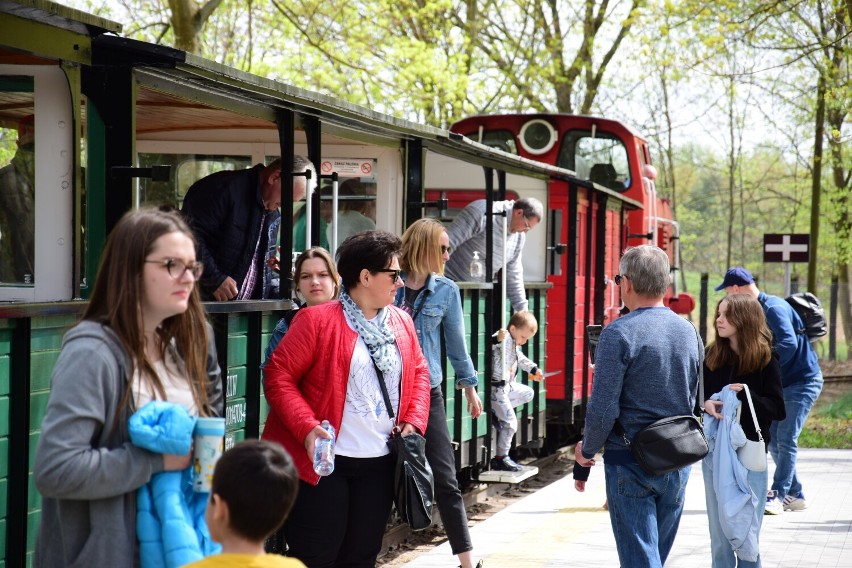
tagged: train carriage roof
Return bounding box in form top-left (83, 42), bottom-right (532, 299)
top-left (0, 0), bottom-right (120, 36)
top-left (101, 34), bottom-right (642, 209)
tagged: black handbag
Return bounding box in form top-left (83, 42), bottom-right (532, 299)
top-left (616, 322), bottom-right (709, 475)
top-left (388, 430), bottom-right (434, 530)
top-left (620, 414), bottom-right (709, 475)
top-left (373, 360), bottom-right (434, 530)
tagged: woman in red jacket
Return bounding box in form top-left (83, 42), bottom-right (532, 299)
top-left (262, 230), bottom-right (430, 568)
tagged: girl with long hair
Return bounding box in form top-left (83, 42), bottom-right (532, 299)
top-left (33, 208), bottom-right (223, 567)
top-left (703, 293), bottom-right (785, 567)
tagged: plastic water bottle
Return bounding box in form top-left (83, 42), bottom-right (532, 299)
top-left (470, 251), bottom-right (484, 280)
top-left (313, 420), bottom-right (336, 476)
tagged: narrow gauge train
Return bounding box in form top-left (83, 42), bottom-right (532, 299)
top-left (438, 115), bottom-right (696, 445)
top-left (0, 2), bottom-right (692, 564)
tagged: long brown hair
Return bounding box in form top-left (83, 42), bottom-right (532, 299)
top-left (400, 218), bottom-right (446, 276)
top-left (705, 293), bottom-right (773, 375)
top-left (83, 208), bottom-right (213, 425)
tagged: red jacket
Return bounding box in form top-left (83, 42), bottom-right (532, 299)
top-left (261, 300), bottom-right (431, 484)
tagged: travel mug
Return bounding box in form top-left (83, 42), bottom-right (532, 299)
top-left (192, 416), bottom-right (226, 492)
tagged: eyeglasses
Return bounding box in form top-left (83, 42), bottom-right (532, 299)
top-left (523, 217), bottom-right (531, 231)
top-left (145, 258), bottom-right (204, 279)
top-left (614, 274), bottom-right (629, 286)
top-left (440, 245), bottom-right (452, 255)
top-left (375, 268), bottom-right (402, 284)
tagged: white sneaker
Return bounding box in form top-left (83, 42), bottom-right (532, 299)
top-left (783, 494), bottom-right (807, 511)
top-left (764, 490), bottom-right (783, 515)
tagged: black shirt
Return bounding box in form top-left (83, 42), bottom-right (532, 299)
top-left (703, 354), bottom-right (786, 444)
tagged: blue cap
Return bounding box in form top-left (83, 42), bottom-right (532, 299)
top-left (715, 267), bottom-right (754, 291)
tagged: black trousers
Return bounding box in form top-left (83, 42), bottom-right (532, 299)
top-left (284, 454), bottom-right (395, 568)
top-left (426, 385), bottom-right (473, 555)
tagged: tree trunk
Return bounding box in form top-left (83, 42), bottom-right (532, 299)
top-left (807, 73), bottom-right (826, 292)
top-left (167, 0), bottom-right (224, 54)
top-left (838, 264), bottom-right (852, 353)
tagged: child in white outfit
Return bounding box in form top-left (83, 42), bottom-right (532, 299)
top-left (490, 311), bottom-right (543, 471)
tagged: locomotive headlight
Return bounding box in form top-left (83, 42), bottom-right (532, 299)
top-left (519, 119), bottom-right (558, 155)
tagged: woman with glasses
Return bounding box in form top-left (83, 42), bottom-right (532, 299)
top-left (33, 208), bottom-right (223, 567)
top-left (262, 230), bottom-right (430, 567)
top-left (395, 218), bottom-right (484, 568)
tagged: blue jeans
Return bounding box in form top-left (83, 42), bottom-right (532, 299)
top-left (703, 460), bottom-right (767, 567)
top-left (768, 375), bottom-right (823, 499)
top-left (604, 462), bottom-right (691, 568)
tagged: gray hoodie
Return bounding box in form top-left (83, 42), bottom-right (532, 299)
top-left (33, 320), bottom-right (223, 567)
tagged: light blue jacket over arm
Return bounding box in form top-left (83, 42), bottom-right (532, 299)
top-left (703, 387), bottom-right (760, 563)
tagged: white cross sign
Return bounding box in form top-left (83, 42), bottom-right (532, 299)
top-left (763, 233), bottom-right (810, 263)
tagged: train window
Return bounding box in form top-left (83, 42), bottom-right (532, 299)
top-left (0, 77), bottom-right (35, 287)
top-left (319, 177), bottom-right (377, 251)
top-left (136, 154), bottom-right (252, 209)
top-left (556, 130), bottom-right (630, 193)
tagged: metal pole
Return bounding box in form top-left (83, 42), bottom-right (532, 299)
top-left (784, 262), bottom-right (791, 297)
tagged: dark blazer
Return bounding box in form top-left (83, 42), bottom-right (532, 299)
top-left (181, 164), bottom-right (281, 299)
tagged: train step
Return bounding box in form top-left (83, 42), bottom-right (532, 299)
top-left (476, 464), bottom-right (539, 484)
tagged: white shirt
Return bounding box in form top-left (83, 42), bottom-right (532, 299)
top-left (131, 348), bottom-right (197, 415)
top-left (335, 312), bottom-right (401, 457)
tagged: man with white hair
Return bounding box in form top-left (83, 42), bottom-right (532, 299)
top-left (576, 245), bottom-right (702, 567)
top-left (444, 197), bottom-right (543, 312)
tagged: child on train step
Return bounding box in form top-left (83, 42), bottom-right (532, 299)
top-left (490, 311), bottom-right (543, 472)
top-left (184, 440), bottom-right (305, 568)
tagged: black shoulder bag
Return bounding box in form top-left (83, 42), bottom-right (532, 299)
top-left (373, 360), bottom-right (434, 530)
top-left (616, 322), bottom-right (709, 475)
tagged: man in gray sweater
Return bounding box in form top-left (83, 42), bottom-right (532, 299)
top-left (444, 197), bottom-right (543, 312)
top-left (575, 245), bottom-right (702, 567)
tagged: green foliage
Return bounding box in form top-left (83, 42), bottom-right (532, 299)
top-left (799, 391), bottom-right (852, 449)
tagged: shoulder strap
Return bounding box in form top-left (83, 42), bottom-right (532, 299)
top-left (372, 359), bottom-right (396, 422)
top-left (738, 384), bottom-right (764, 442)
top-left (689, 320), bottom-right (705, 415)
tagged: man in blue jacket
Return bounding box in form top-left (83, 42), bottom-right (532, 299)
top-left (715, 266), bottom-right (823, 514)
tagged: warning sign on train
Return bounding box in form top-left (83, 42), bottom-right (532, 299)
top-left (320, 158), bottom-right (377, 182)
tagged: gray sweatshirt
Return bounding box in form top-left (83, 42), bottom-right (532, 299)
top-left (33, 320), bottom-right (223, 567)
top-left (444, 200), bottom-right (528, 312)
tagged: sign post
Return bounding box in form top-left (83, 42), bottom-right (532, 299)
top-left (763, 234), bottom-right (810, 296)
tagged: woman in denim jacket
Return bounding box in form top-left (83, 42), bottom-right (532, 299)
top-left (396, 218), bottom-right (484, 568)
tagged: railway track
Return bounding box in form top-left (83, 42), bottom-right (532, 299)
top-left (823, 375), bottom-right (852, 384)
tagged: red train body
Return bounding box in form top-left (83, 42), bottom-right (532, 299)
top-left (443, 114), bottom-right (695, 433)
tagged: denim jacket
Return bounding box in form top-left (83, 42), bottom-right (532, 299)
top-left (395, 274), bottom-right (478, 389)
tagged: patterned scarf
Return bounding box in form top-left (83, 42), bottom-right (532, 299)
top-left (339, 289), bottom-right (397, 375)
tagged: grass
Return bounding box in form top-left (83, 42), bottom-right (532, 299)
top-left (798, 391), bottom-right (852, 449)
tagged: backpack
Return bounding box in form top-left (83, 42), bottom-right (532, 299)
top-left (785, 292), bottom-right (827, 342)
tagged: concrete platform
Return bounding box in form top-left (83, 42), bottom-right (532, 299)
top-left (401, 448), bottom-right (852, 567)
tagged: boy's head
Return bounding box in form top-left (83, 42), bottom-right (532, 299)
top-left (206, 440), bottom-right (299, 543)
top-left (507, 311), bottom-right (538, 346)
